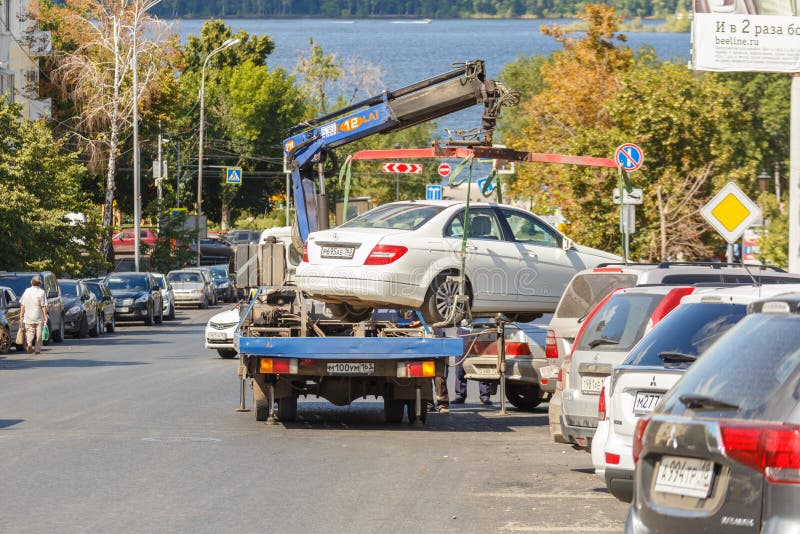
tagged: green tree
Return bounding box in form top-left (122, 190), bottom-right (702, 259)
top-left (296, 37), bottom-right (342, 115)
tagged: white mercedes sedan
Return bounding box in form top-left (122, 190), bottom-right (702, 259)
top-left (296, 200), bottom-right (619, 323)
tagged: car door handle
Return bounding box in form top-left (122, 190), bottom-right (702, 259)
top-left (466, 245), bottom-right (478, 251)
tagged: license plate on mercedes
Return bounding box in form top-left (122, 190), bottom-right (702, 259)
top-left (321, 246), bottom-right (355, 259)
top-left (327, 362), bottom-right (375, 375)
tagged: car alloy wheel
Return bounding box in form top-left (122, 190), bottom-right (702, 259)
top-left (422, 273), bottom-right (469, 324)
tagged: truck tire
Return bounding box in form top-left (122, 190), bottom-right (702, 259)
top-left (253, 379), bottom-right (270, 422)
top-left (406, 400), bottom-right (427, 424)
top-left (505, 382), bottom-right (545, 410)
top-left (277, 394), bottom-right (298, 422)
top-left (384, 385), bottom-right (404, 424)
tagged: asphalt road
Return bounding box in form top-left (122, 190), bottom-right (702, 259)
top-left (0, 306), bottom-right (629, 533)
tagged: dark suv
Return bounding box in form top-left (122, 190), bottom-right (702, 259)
top-left (627, 293), bottom-right (800, 533)
top-left (0, 271), bottom-right (65, 343)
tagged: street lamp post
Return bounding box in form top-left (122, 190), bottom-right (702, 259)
top-left (196, 37), bottom-right (240, 267)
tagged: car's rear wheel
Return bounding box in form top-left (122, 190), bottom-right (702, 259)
top-left (90, 315), bottom-right (101, 337)
top-left (421, 273), bottom-right (470, 325)
top-left (167, 301), bottom-right (175, 320)
top-left (199, 297), bottom-right (208, 310)
top-left (155, 303), bottom-right (164, 324)
top-left (504, 382), bottom-right (545, 411)
top-left (106, 314), bottom-right (116, 333)
top-left (327, 303), bottom-right (373, 323)
top-left (0, 326), bottom-right (10, 354)
top-left (217, 349), bottom-right (237, 359)
top-left (52, 316), bottom-right (65, 343)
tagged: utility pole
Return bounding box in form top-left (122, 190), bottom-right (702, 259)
top-left (176, 139), bottom-right (182, 208)
top-left (156, 126), bottom-right (163, 205)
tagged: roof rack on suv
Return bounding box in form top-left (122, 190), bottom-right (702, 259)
top-left (655, 261), bottom-right (785, 272)
top-left (594, 263), bottom-right (657, 269)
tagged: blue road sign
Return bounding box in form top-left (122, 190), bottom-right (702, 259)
top-left (476, 177), bottom-right (496, 194)
top-left (614, 143), bottom-right (644, 172)
top-left (426, 184), bottom-right (442, 200)
top-left (226, 167), bottom-right (242, 184)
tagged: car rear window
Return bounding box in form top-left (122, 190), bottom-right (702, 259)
top-left (575, 292), bottom-right (665, 352)
top-left (555, 273), bottom-right (637, 319)
top-left (85, 283), bottom-right (103, 299)
top-left (623, 303), bottom-right (747, 367)
top-left (659, 313), bottom-right (800, 421)
top-left (338, 204), bottom-right (444, 230)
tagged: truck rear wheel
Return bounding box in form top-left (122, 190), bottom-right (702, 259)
top-left (253, 379), bottom-right (270, 421)
top-left (505, 382), bottom-right (545, 410)
top-left (277, 394), bottom-right (298, 422)
top-left (384, 385), bottom-right (404, 424)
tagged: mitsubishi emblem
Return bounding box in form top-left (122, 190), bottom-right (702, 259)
top-left (650, 376), bottom-right (657, 387)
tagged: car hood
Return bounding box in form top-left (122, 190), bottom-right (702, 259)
top-left (572, 244), bottom-right (621, 262)
top-left (210, 308), bottom-right (240, 324)
top-left (63, 296), bottom-right (81, 309)
top-left (110, 290), bottom-right (149, 300)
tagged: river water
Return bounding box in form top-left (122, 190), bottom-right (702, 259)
top-left (170, 18), bottom-right (691, 137)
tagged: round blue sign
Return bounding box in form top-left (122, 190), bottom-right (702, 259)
top-left (614, 143), bottom-right (644, 172)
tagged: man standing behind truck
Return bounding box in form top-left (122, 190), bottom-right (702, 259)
top-left (19, 275), bottom-right (48, 354)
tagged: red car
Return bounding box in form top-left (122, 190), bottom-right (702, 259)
top-left (112, 228), bottom-right (157, 254)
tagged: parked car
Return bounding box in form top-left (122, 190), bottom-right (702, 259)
top-left (0, 271), bottom-right (66, 343)
top-left (593, 284), bottom-right (800, 502)
top-left (104, 272), bottom-right (164, 325)
top-left (111, 227), bottom-right (157, 254)
top-left (167, 269), bottom-right (212, 308)
top-left (0, 285), bottom-right (20, 353)
top-left (83, 278), bottom-right (116, 333)
top-left (198, 267), bottom-right (218, 305)
top-left (627, 293), bottom-right (800, 533)
top-left (207, 264), bottom-right (236, 303)
top-left (226, 229), bottom-right (261, 244)
top-left (58, 279), bottom-right (101, 338)
top-left (561, 285), bottom-right (695, 450)
top-left (461, 316), bottom-right (551, 410)
top-left (205, 306), bottom-right (241, 359)
top-left (191, 236), bottom-right (235, 266)
top-left (152, 273), bottom-right (176, 320)
top-left (298, 200), bottom-right (620, 323)
top-left (546, 262), bottom-right (800, 444)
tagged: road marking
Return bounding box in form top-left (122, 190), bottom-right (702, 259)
top-left (473, 492), bottom-right (613, 499)
top-left (499, 524), bottom-right (622, 532)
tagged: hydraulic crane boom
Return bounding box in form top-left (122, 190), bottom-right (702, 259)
top-left (282, 60), bottom-right (516, 244)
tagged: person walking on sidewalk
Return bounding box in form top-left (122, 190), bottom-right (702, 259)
top-left (19, 275), bottom-right (48, 355)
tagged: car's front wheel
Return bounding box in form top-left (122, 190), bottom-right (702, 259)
top-left (504, 382), bottom-right (545, 411)
top-left (420, 273), bottom-right (470, 325)
top-left (0, 326), bottom-right (10, 354)
top-left (327, 303), bottom-right (373, 323)
top-left (51, 316), bottom-right (65, 343)
top-left (144, 304), bottom-right (154, 326)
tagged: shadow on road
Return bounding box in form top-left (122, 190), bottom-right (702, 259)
top-left (0, 419), bottom-right (24, 429)
top-left (0, 357), bottom-right (148, 370)
top-left (267, 401), bottom-right (550, 432)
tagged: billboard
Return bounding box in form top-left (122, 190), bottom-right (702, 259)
top-left (692, 1), bottom-right (800, 72)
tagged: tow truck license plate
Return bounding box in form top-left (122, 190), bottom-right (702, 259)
top-left (655, 456), bottom-right (714, 498)
top-left (320, 246), bottom-right (355, 259)
top-left (634, 391), bottom-right (663, 414)
top-left (327, 362), bottom-right (375, 375)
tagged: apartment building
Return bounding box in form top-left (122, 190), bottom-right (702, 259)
top-left (0, 0), bottom-right (51, 119)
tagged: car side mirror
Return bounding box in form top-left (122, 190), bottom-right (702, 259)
top-left (81, 294), bottom-right (89, 301)
top-left (7, 300), bottom-right (20, 309)
top-left (562, 237), bottom-right (575, 251)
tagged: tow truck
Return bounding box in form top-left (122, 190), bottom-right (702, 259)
top-left (235, 60), bottom-right (517, 424)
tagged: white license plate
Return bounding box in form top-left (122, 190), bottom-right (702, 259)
top-left (581, 375), bottom-right (604, 394)
top-left (326, 362), bottom-right (374, 375)
top-left (633, 391), bottom-right (663, 414)
top-left (474, 367), bottom-right (498, 375)
top-left (207, 332), bottom-right (227, 341)
top-left (320, 246), bottom-right (355, 259)
top-left (655, 456), bottom-right (714, 498)
top-left (118, 307), bottom-right (129, 313)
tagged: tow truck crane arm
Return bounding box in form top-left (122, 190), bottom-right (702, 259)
top-left (282, 60), bottom-right (516, 243)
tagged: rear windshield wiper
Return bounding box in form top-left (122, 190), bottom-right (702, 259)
top-left (658, 351), bottom-right (698, 364)
top-left (588, 337), bottom-right (620, 349)
top-left (679, 394), bottom-right (739, 411)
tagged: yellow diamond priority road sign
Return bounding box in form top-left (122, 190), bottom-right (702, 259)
top-left (700, 182), bottom-right (761, 244)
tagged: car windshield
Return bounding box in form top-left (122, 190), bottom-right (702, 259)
top-left (85, 283), bottom-right (103, 299)
top-left (58, 281), bottom-right (80, 297)
top-left (106, 275), bottom-right (148, 291)
top-left (555, 273), bottom-right (638, 319)
top-left (0, 275), bottom-right (34, 296)
top-left (659, 313), bottom-right (800, 421)
top-left (209, 265), bottom-right (228, 278)
top-left (168, 272), bottom-right (201, 283)
top-left (576, 292), bottom-right (665, 352)
top-left (338, 204), bottom-right (444, 230)
top-left (153, 276), bottom-right (166, 289)
top-left (624, 303), bottom-right (747, 367)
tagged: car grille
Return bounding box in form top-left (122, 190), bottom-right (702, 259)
top-left (210, 321), bottom-right (238, 330)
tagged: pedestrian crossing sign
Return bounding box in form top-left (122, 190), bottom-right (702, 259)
top-left (226, 167), bottom-right (242, 184)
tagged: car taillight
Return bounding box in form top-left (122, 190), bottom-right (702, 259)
top-left (556, 368), bottom-right (564, 391)
top-left (505, 341), bottom-right (531, 357)
top-left (593, 267), bottom-right (622, 272)
top-left (598, 386), bottom-right (606, 421)
top-left (397, 360), bottom-right (436, 378)
top-left (302, 243), bottom-right (308, 263)
top-left (605, 452), bottom-right (621, 465)
top-left (720, 422), bottom-right (800, 484)
top-left (632, 417), bottom-right (651, 464)
top-left (647, 287), bottom-right (694, 331)
top-left (259, 357), bottom-right (298, 374)
top-left (545, 329), bottom-right (558, 359)
top-left (364, 244), bottom-right (408, 265)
